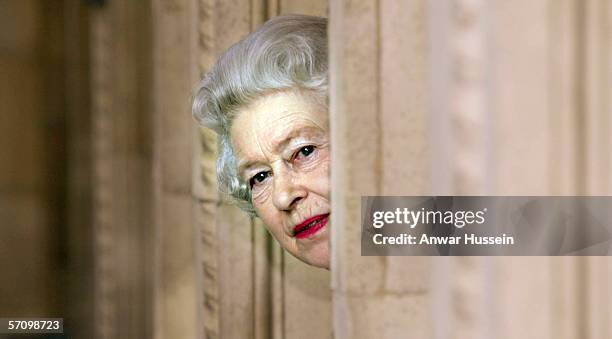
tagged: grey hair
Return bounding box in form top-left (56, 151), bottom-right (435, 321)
top-left (192, 15), bottom-right (328, 215)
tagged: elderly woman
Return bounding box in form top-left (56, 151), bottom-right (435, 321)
top-left (192, 15), bottom-right (330, 269)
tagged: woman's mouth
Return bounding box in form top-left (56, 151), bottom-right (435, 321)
top-left (293, 214), bottom-right (329, 239)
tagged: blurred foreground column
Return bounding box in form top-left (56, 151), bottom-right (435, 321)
top-left (151, 0), bottom-right (200, 338)
top-left (329, 1), bottom-right (432, 338)
top-left (331, 0), bottom-right (612, 338)
top-left (90, 1), bottom-right (155, 338)
top-left (427, 1), bottom-right (612, 339)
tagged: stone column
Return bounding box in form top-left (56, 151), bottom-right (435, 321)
top-left (331, 0), bottom-right (612, 338)
top-left (329, 1), bottom-right (432, 338)
top-left (0, 0), bottom-right (65, 319)
top-left (150, 1), bottom-right (201, 339)
top-left (90, 2), bottom-right (155, 338)
top-left (583, 1), bottom-right (612, 338)
top-left (431, 1), bottom-right (578, 338)
top-left (196, 2), bottom-right (259, 338)
top-left (64, 1), bottom-right (95, 337)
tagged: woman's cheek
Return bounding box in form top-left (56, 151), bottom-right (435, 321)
top-left (251, 184), bottom-right (272, 206)
top-left (298, 147), bottom-right (329, 172)
top-left (311, 150), bottom-right (330, 195)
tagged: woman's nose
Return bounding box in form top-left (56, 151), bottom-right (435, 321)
top-left (272, 168), bottom-right (307, 211)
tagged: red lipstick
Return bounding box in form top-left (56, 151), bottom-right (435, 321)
top-left (293, 214), bottom-right (329, 239)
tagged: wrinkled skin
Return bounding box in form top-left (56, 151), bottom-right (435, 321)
top-left (231, 89), bottom-right (330, 269)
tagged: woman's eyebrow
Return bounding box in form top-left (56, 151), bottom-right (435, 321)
top-left (237, 159), bottom-right (262, 178)
top-left (272, 125), bottom-right (323, 153)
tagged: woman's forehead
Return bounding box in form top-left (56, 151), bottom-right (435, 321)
top-left (231, 91), bottom-right (328, 152)
top-left (239, 90), bottom-right (325, 123)
top-left (233, 116), bottom-right (327, 161)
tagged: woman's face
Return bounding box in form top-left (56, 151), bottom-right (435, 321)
top-left (230, 89), bottom-right (330, 269)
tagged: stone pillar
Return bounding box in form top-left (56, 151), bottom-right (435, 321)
top-left (196, 2), bottom-right (258, 338)
top-left (582, 1), bottom-right (612, 339)
top-left (150, 1), bottom-right (201, 339)
top-left (430, 1), bottom-right (577, 338)
top-left (329, 1), bottom-right (432, 338)
top-left (331, 0), bottom-right (612, 338)
top-left (549, 1), bottom-right (583, 338)
top-left (0, 0), bottom-right (65, 319)
top-left (64, 0), bottom-right (95, 337)
top-left (90, 2), bottom-right (155, 338)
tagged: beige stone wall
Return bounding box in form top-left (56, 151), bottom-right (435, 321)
top-left (90, 1), bottom-right (156, 338)
top-left (330, 0), bottom-right (612, 338)
top-left (329, 1), bottom-right (432, 338)
top-left (0, 2), bottom-right (94, 338)
top-left (0, 0), bottom-right (65, 318)
top-left (64, 1), bottom-right (95, 337)
top-left (151, 1), bottom-right (201, 339)
top-left (89, 1), bottom-right (202, 338)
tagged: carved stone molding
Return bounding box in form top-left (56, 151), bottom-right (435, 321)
top-left (90, 6), bottom-right (117, 339)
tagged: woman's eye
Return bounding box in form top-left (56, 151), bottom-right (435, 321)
top-left (249, 171), bottom-right (270, 188)
top-left (295, 145), bottom-right (316, 159)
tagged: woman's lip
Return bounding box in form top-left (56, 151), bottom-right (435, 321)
top-left (293, 213), bottom-right (329, 238)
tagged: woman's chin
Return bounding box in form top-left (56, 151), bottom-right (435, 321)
top-left (309, 257), bottom-right (330, 270)
top-left (295, 222), bottom-right (330, 269)
top-left (300, 250), bottom-right (329, 269)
